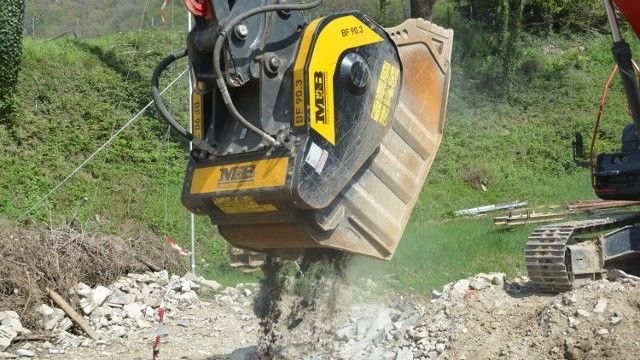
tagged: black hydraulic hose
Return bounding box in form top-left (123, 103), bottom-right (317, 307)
top-left (151, 49), bottom-right (216, 154)
top-left (613, 40), bottom-right (640, 135)
top-left (213, 0), bottom-right (323, 147)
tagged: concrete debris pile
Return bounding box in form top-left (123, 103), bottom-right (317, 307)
top-left (0, 270), bottom-right (228, 357)
top-left (268, 272), bottom-right (640, 360)
top-left (74, 271), bottom-right (205, 338)
top-left (269, 273), bottom-right (506, 360)
top-left (2, 268), bottom-right (640, 359)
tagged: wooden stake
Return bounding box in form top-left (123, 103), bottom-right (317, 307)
top-left (45, 288), bottom-right (99, 341)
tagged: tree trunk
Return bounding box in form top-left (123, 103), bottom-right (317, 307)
top-left (410, 0), bottom-right (437, 20)
top-left (502, 0), bottom-right (526, 95)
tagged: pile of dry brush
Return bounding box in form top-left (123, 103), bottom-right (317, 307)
top-left (0, 220), bottom-right (183, 326)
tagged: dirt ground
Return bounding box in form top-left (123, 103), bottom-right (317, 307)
top-left (62, 298), bottom-right (260, 360)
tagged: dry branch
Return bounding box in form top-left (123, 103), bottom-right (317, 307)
top-left (45, 287), bottom-right (99, 341)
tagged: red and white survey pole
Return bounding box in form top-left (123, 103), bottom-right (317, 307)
top-left (187, 11), bottom-right (197, 277)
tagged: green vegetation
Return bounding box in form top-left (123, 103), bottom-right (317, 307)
top-left (24, 0), bottom-right (188, 39)
top-left (0, 0), bottom-right (25, 121)
top-left (24, 0), bottom-right (412, 39)
top-left (3, 1), bottom-right (640, 293)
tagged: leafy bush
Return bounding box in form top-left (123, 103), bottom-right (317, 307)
top-left (452, 0), bottom-right (607, 33)
top-left (523, 0), bottom-right (607, 33)
top-left (0, 0), bottom-right (25, 122)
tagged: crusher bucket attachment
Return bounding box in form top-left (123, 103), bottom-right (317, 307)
top-left (152, 1), bottom-right (453, 260)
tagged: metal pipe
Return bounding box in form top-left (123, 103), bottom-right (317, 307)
top-left (188, 12), bottom-right (197, 277)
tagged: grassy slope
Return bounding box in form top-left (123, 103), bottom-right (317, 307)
top-left (3, 9), bottom-right (640, 292)
top-left (1, 31), bottom-right (257, 286)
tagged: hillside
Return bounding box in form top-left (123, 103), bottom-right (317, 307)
top-left (4, 4), bottom-right (640, 291)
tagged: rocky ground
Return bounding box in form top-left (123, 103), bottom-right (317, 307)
top-left (1, 269), bottom-right (640, 360)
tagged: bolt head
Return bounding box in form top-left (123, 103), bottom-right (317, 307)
top-left (234, 24), bottom-right (249, 39)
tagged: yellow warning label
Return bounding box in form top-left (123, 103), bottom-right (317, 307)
top-left (293, 18), bottom-right (322, 127)
top-left (190, 157), bottom-right (289, 194)
top-left (307, 15), bottom-right (384, 145)
top-left (192, 92), bottom-right (203, 139)
top-left (214, 196), bottom-right (278, 214)
top-left (371, 61), bottom-right (400, 127)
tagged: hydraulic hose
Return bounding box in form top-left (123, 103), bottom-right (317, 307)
top-left (151, 49), bottom-right (216, 154)
top-left (213, 0), bottom-right (324, 147)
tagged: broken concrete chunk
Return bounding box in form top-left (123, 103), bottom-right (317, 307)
top-left (36, 305), bottom-right (66, 331)
top-left (135, 317), bottom-right (150, 329)
top-left (0, 312), bottom-right (22, 332)
top-left (176, 291), bottom-right (199, 304)
top-left (562, 294), bottom-right (577, 306)
top-left (451, 279), bottom-right (470, 298)
top-left (89, 286), bottom-right (112, 308)
top-left (469, 278), bottom-right (489, 291)
top-left (593, 298), bottom-right (608, 314)
top-left (575, 309), bottom-right (591, 318)
top-left (231, 346), bottom-right (258, 360)
top-left (106, 290), bottom-right (129, 307)
top-left (122, 303), bottom-right (142, 320)
top-left (491, 274), bottom-right (505, 286)
top-left (79, 298), bottom-right (95, 316)
top-left (431, 290), bottom-right (442, 299)
top-left (89, 306), bottom-right (112, 322)
top-left (15, 349), bottom-right (34, 358)
top-left (191, 276), bottom-right (222, 292)
top-left (0, 326), bottom-right (17, 352)
top-left (396, 348), bottom-right (414, 360)
top-left (73, 283), bottom-right (91, 298)
top-left (57, 318), bottom-right (73, 332)
top-left (180, 280), bottom-right (192, 293)
top-left (128, 273), bottom-right (154, 284)
top-left (155, 270), bottom-right (170, 286)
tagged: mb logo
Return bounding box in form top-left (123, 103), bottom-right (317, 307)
top-left (219, 165), bottom-right (257, 184)
top-left (314, 71), bottom-right (327, 124)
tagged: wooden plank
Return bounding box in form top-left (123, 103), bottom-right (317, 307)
top-left (567, 200), bottom-right (640, 212)
top-left (15, 334), bottom-right (57, 342)
top-left (45, 287), bottom-right (99, 341)
top-left (494, 212), bottom-right (565, 226)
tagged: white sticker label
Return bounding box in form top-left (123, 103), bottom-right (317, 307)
top-left (305, 142), bottom-right (329, 174)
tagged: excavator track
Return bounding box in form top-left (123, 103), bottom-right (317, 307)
top-left (526, 212), bottom-right (640, 292)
